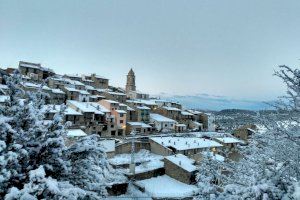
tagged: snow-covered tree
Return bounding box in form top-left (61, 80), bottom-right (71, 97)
top-left (66, 135), bottom-right (127, 199)
top-left (5, 166), bottom-right (86, 200)
top-left (196, 65), bottom-right (299, 199)
top-left (1, 72), bottom-right (126, 199)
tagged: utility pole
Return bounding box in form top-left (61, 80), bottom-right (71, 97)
top-left (130, 130), bottom-right (136, 175)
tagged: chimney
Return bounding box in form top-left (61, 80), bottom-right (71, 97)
top-left (179, 161), bottom-right (181, 166)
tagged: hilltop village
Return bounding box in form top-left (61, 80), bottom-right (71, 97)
top-left (0, 61), bottom-right (255, 198)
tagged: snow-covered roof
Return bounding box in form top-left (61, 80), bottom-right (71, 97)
top-left (175, 124), bottom-right (187, 127)
top-left (136, 106), bottom-right (150, 110)
top-left (127, 122), bottom-right (152, 128)
top-left (94, 75), bottom-right (108, 80)
top-left (65, 79), bottom-right (85, 86)
top-left (116, 110), bottom-right (127, 114)
top-left (109, 150), bottom-right (163, 166)
top-left (99, 140), bottom-right (115, 152)
top-left (119, 103), bottom-right (135, 111)
top-left (51, 88), bottom-right (65, 94)
top-left (135, 175), bottom-right (198, 198)
top-left (67, 129), bottom-right (87, 137)
top-left (103, 99), bottom-right (119, 104)
top-left (150, 113), bottom-right (176, 123)
top-left (64, 87), bottom-right (79, 92)
top-left (247, 128), bottom-right (256, 133)
top-left (96, 88), bottom-right (111, 93)
top-left (0, 95), bottom-right (9, 103)
top-left (187, 109), bottom-right (202, 115)
top-left (135, 99), bottom-right (158, 106)
top-left (215, 137), bottom-right (242, 144)
top-left (78, 90), bottom-right (90, 95)
top-left (108, 91), bottom-right (126, 96)
top-left (162, 106), bottom-right (181, 111)
top-left (88, 102), bottom-right (110, 113)
top-left (181, 111), bottom-right (194, 116)
top-left (85, 85), bottom-right (96, 90)
top-left (165, 154), bottom-right (196, 172)
top-left (23, 82), bottom-right (51, 90)
top-left (19, 61), bottom-right (41, 69)
top-left (133, 160), bottom-right (164, 174)
top-left (150, 136), bottom-right (223, 151)
top-left (67, 100), bottom-right (104, 114)
top-left (42, 105), bottom-right (82, 115)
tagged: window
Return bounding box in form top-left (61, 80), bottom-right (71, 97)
top-left (120, 120), bottom-right (124, 124)
top-left (120, 113), bottom-right (124, 117)
top-left (165, 124), bottom-right (168, 127)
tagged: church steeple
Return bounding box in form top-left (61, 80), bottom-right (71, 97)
top-left (126, 68), bottom-right (136, 93)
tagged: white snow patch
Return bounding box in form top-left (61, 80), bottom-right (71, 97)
top-left (135, 175), bottom-right (198, 198)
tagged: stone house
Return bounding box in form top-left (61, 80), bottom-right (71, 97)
top-left (103, 91), bottom-right (127, 103)
top-left (63, 74), bottom-right (82, 82)
top-left (84, 74), bottom-right (109, 89)
top-left (164, 154), bottom-right (197, 184)
top-left (123, 105), bottom-right (137, 122)
top-left (175, 124), bottom-right (187, 132)
top-left (67, 100), bottom-right (106, 135)
top-left (99, 99), bottom-right (127, 137)
top-left (43, 105), bottom-right (84, 128)
top-left (214, 137), bottom-right (243, 150)
top-left (180, 111), bottom-right (194, 127)
top-left (127, 90), bottom-right (149, 100)
top-left (199, 113), bottom-right (215, 131)
top-left (63, 87), bottom-right (90, 102)
top-left (136, 106), bottom-right (150, 123)
top-left (18, 61), bottom-right (55, 81)
top-left (149, 136), bottom-right (223, 158)
top-left (47, 77), bottom-right (66, 90)
top-left (126, 122), bottom-right (153, 135)
top-left (48, 89), bottom-right (66, 104)
top-left (155, 106), bottom-right (181, 121)
top-left (150, 113), bottom-right (176, 132)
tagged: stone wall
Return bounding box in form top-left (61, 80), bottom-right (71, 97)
top-left (163, 158), bottom-right (194, 184)
top-left (115, 141), bottom-right (151, 154)
top-left (149, 140), bottom-right (173, 156)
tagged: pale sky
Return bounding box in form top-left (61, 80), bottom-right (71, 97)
top-left (1, 0), bottom-right (300, 101)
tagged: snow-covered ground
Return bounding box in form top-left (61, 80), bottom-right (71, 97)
top-left (135, 175), bottom-right (199, 198)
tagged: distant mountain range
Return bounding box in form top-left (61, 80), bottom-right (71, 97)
top-left (152, 93), bottom-right (274, 111)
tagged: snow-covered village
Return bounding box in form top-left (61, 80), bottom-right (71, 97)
top-left (1, 1), bottom-right (300, 200)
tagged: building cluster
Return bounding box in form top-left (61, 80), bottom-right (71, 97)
top-left (0, 61), bottom-right (255, 198)
top-left (0, 61), bottom-right (215, 137)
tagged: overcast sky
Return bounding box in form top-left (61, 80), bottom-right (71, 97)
top-left (1, 0), bottom-right (300, 100)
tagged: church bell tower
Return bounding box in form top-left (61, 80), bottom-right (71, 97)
top-left (126, 68), bottom-right (136, 93)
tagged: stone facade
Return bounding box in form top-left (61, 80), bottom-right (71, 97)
top-left (163, 158), bottom-right (196, 184)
